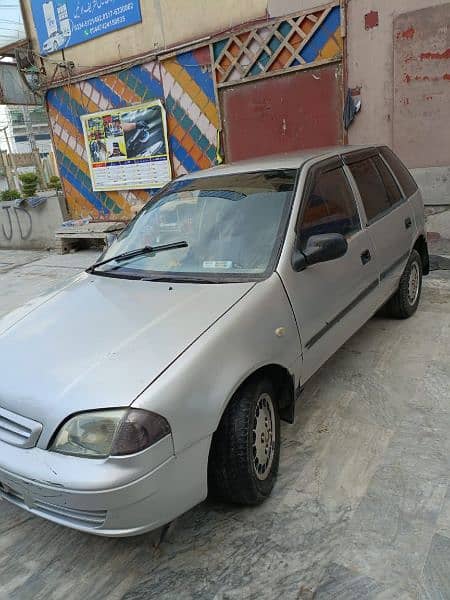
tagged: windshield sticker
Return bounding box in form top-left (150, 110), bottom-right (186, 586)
top-left (203, 261), bottom-right (233, 269)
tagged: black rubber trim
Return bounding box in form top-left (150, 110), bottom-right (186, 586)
top-left (380, 251), bottom-right (410, 281)
top-left (305, 279), bottom-right (379, 350)
top-left (342, 147), bottom-right (378, 165)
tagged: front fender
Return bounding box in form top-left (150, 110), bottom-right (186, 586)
top-left (132, 273), bottom-right (302, 454)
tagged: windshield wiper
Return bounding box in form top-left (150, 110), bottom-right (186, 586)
top-left (141, 275), bottom-right (223, 284)
top-left (86, 241), bottom-right (188, 273)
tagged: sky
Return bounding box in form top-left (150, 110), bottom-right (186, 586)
top-left (0, 0), bottom-right (26, 48)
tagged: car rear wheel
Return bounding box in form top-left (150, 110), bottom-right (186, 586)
top-left (385, 249), bottom-right (422, 319)
top-left (208, 376), bottom-right (280, 505)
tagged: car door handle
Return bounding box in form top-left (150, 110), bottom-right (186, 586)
top-left (405, 217), bottom-right (412, 229)
top-left (361, 249), bottom-right (371, 265)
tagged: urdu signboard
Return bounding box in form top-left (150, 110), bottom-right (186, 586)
top-left (31, 1), bottom-right (142, 55)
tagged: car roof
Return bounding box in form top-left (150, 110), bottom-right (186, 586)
top-left (179, 145), bottom-right (377, 180)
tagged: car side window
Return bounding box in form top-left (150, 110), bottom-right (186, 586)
top-left (380, 146), bottom-right (418, 198)
top-left (348, 158), bottom-right (391, 222)
top-left (299, 167), bottom-right (361, 250)
top-left (372, 155), bottom-right (403, 206)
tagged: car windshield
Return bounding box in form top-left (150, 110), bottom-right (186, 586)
top-left (96, 169), bottom-right (297, 281)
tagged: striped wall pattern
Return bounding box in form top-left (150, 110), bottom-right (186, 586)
top-left (46, 49), bottom-right (219, 219)
top-left (213, 3), bottom-right (342, 86)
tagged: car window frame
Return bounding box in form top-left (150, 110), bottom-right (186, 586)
top-left (343, 149), bottom-right (407, 227)
top-left (379, 145), bottom-right (418, 199)
top-left (295, 156), bottom-right (363, 244)
top-left (371, 153), bottom-right (404, 210)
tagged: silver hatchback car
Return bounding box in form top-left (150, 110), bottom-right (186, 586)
top-left (0, 146), bottom-right (428, 536)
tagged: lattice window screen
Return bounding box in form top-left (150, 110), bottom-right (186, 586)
top-left (213, 3), bottom-right (343, 87)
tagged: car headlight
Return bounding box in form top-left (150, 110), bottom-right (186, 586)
top-left (50, 408), bottom-right (171, 458)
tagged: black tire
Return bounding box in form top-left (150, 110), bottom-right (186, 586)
top-left (385, 249), bottom-right (422, 319)
top-left (208, 376), bottom-right (280, 505)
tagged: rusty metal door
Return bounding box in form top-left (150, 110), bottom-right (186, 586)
top-left (220, 64), bottom-right (343, 162)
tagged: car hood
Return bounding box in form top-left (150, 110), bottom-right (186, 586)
top-left (0, 273), bottom-right (254, 438)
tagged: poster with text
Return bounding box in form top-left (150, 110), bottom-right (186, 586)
top-left (81, 100), bottom-right (172, 192)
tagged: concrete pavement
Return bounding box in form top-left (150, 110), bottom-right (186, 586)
top-left (0, 248), bottom-right (449, 599)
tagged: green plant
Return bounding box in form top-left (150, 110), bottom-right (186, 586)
top-left (1, 189), bottom-right (21, 202)
top-left (48, 175), bottom-right (62, 191)
top-left (19, 172), bottom-right (39, 197)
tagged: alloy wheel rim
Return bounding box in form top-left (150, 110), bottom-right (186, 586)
top-left (252, 393), bottom-right (276, 481)
top-left (408, 261), bottom-right (420, 305)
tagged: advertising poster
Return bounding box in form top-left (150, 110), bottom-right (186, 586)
top-left (81, 100), bottom-right (172, 192)
top-left (31, 1), bottom-right (142, 55)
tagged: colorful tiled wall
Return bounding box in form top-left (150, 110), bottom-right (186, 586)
top-left (47, 48), bottom-right (219, 219)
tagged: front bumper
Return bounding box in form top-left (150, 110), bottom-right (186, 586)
top-left (0, 436), bottom-right (210, 537)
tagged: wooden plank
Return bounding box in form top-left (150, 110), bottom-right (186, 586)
top-left (55, 222), bottom-right (125, 235)
top-left (216, 55), bottom-right (341, 88)
top-left (263, 7), bottom-right (332, 74)
top-left (55, 233), bottom-right (110, 240)
top-left (240, 25), bottom-right (279, 79)
top-left (284, 8), bottom-right (333, 70)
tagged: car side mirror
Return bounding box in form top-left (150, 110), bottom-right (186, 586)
top-left (292, 233), bottom-right (348, 272)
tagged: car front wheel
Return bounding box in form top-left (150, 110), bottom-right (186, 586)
top-left (208, 376), bottom-right (280, 505)
top-left (386, 249), bottom-right (423, 318)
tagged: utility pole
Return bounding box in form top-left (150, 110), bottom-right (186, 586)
top-left (1, 150), bottom-right (14, 190)
top-left (22, 106), bottom-right (38, 151)
top-left (0, 127), bottom-right (20, 190)
top-left (22, 106), bottom-right (46, 189)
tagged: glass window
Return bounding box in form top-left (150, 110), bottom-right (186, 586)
top-left (97, 170), bottom-right (297, 281)
top-left (372, 155), bottom-right (403, 206)
top-left (348, 158), bottom-right (391, 222)
top-left (299, 167), bottom-right (360, 249)
top-left (380, 147), bottom-right (418, 197)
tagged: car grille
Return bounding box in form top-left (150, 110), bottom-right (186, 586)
top-left (0, 406), bottom-right (42, 448)
top-left (0, 483), bottom-right (107, 529)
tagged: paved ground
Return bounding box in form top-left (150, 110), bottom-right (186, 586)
top-left (0, 248), bottom-right (449, 600)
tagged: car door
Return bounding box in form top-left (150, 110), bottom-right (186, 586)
top-left (280, 157), bottom-right (380, 383)
top-left (343, 149), bottom-right (416, 300)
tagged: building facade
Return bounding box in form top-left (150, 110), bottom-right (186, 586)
top-left (7, 105), bottom-right (52, 155)
top-left (19, 0), bottom-right (450, 219)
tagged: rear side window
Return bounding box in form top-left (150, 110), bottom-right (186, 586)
top-left (299, 167), bottom-right (361, 249)
top-left (380, 147), bottom-right (418, 197)
top-left (372, 155), bottom-right (403, 206)
top-left (348, 158), bottom-right (391, 222)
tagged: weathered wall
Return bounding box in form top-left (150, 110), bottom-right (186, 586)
top-left (0, 195), bottom-right (68, 249)
top-left (268, 0), bottom-right (327, 18)
top-left (394, 5), bottom-right (450, 205)
top-left (46, 49), bottom-right (219, 219)
top-left (345, 0), bottom-right (449, 148)
top-left (393, 5), bottom-right (450, 168)
top-left (22, 0), bottom-right (267, 74)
